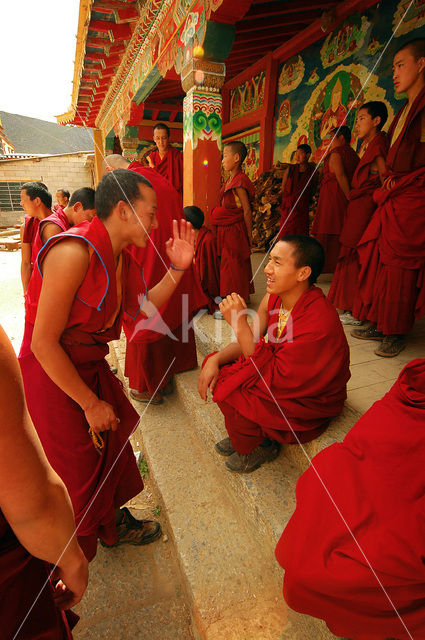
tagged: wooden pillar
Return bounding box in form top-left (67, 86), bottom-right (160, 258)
top-left (181, 58), bottom-right (226, 219)
top-left (93, 129), bottom-right (104, 185)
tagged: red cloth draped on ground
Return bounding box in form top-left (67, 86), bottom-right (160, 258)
top-left (277, 163), bottom-right (316, 238)
top-left (19, 217), bottom-right (144, 561)
top-left (147, 147), bottom-right (183, 194)
top-left (194, 226), bottom-right (220, 312)
top-left (328, 132), bottom-right (388, 311)
top-left (353, 87), bottom-right (425, 332)
top-left (312, 144), bottom-right (359, 273)
top-left (0, 511), bottom-right (78, 639)
top-left (210, 171), bottom-right (255, 300)
top-left (210, 287), bottom-right (349, 453)
top-left (123, 162), bottom-right (207, 394)
top-left (276, 358), bottom-right (425, 640)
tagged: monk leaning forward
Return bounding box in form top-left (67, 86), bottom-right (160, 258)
top-left (352, 38), bottom-right (425, 357)
top-left (311, 125), bottom-right (359, 273)
top-left (19, 169), bottom-right (195, 561)
top-left (328, 102), bottom-right (388, 325)
top-left (198, 235), bottom-right (350, 474)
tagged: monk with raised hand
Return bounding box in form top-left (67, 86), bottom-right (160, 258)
top-left (210, 141), bottom-right (255, 313)
top-left (328, 101), bottom-right (388, 325)
top-left (277, 143), bottom-right (317, 239)
top-left (352, 38), bottom-right (425, 357)
top-left (19, 169), bottom-right (195, 561)
top-left (0, 324), bottom-right (88, 639)
top-left (147, 122), bottom-right (183, 195)
top-left (198, 235), bottom-right (350, 474)
top-left (311, 125), bottom-right (360, 273)
top-left (20, 182), bottom-right (52, 293)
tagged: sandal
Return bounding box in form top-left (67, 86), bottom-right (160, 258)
top-left (100, 508), bottom-right (162, 548)
top-left (130, 389), bottom-right (163, 404)
top-left (161, 377), bottom-right (174, 396)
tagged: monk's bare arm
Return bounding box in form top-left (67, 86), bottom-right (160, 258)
top-left (329, 152), bottom-right (350, 198)
top-left (41, 221), bottom-right (62, 244)
top-left (31, 241), bottom-right (119, 433)
top-left (235, 187), bottom-right (252, 245)
top-left (21, 241), bottom-right (32, 293)
top-left (0, 326), bottom-right (88, 608)
top-left (375, 155), bottom-right (387, 184)
top-left (281, 166), bottom-right (289, 193)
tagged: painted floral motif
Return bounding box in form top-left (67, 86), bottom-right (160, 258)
top-left (184, 92), bottom-right (222, 149)
top-left (306, 68), bottom-right (319, 86)
top-left (393, 0), bottom-right (425, 36)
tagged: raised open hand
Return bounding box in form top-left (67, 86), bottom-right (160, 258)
top-left (165, 219), bottom-right (195, 270)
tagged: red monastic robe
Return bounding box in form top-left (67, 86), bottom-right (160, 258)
top-left (353, 87), bottom-right (425, 334)
top-left (123, 162), bottom-right (207, 394)
top-left (277, 162), bottom-right (317, 238)
top-left (147, 146), bottom-right (183, 194)
top-left (210, 171), bottom-right (255, 301)
top-left (208, 287), bottom-right (349, 453)
top-left (32, 208), bottom-right (70, 264)
top-left (276, 358), bottom-right (425, 640)
top-left (0, 511), bottom-right (78, 639)
top-left (328, 132), bottom-right (388, 311)
top-left (312, 144), bottom-right (360, 273)
top-left (23, 215), bottom-right (41, 270)
top-left (19, 217), bottom-right (145, 561)
top-left (194, 226), bottom-right (220, 313)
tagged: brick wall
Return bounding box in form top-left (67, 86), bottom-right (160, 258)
top-left (0, 152), bottom-right (95, 226)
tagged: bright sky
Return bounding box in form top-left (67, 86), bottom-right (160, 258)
top-left (1, 0), bottom-right (80, 122)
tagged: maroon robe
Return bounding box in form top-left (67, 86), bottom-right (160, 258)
top-left (210, 170), bottom-right (255, 301)
top-left (312, 144), bottom-right (360, 273)
top-left (0, 510), bottom-right (78, 639)
top-left (194, 226), bottom-right (220, 313)
top-left (23, 215), bottom-right (41, 271)
top-left (147, 146), bottom-right (183, 194)
top-left (123, 162), bottom-right (207, 394)
top-left (353, 87), bottom-right (425, 333)
top-left (328, 132), bottom-right (388, 311)
top-left (276, 358), bottom-right (425, 640)
top-left (277, 162), bottom-right (317, 238)
top-left (206, 287), bottom-right (349, 453)
top-left (19, 217), bottom-right (144, 561)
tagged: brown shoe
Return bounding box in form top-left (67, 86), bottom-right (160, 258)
top-left (351, 324), bottom-right (384, 341)
top-left (215, 437), bottom-right (235, 457)
top-left (225, 441), bottom-right (280, 473)
top-left (374, 335), bottom-right (405, 358)
top-left (161, 377), bottom-right (174, 396)
top-left (130, 389), bottom-right (163, 404)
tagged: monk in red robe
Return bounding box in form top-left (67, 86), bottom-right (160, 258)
top-left (210, 141), bottom-right (255, 308)
top-left (0, 324), bottom-right (87, 639)
top-left (19, 169), bottom-right (195, 561)
top-left (20, 182), bottom-right (52, 293)
top-left (184, 205), bottom-right (220, 313)
top-left (328, 102), bottom-right (388, 324)
top-left (311, 125), bottom-right (360, 273)
top-left (277, 144), bottom-right (317, 238)
top-left (352, 38), bottom-right (425, 357)
top-left (102, 155), bottom-right (207, 404)
top-left (53, 189), bottom-right (70, 215)
top-left (276, 358), bottom-right (425, 640)
top-left (198, 235), bottom-right (350, 473)
top-left (147, 122), bottom-right (183, 195)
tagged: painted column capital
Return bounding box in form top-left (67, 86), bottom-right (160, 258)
top-left (181, 58), bottom-right (226, 95)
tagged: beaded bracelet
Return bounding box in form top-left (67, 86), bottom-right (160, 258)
top-left (170, 264), bottom-right (187, 271)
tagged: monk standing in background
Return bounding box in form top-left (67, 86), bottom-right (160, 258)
top-left (20, 182), bottom-right (52, 293)
top-left (328, 102), bottom-right (388, 325)
top-left (352, 38), bottom-right (425, 357)
top-left (311, 125), bottom-right (359, 273)
top-left (184, 205), bottom-right (220, 313)
top-left (0, 325), bottom-right (88, 639)
top-left (147, 123), bottom-right (183, 195)
top-left (210, 141), bottom-right (255, 314)
top-left (19, 169), bottom-right (195, 560)
top-left (54, 189), bottom-right (70, 215)
top-left (277, 144), bottom-right (317, 238)
top-left (102, 155), bottom-right (206, 405)
top-left (198, 236), bottom-right (349, 474)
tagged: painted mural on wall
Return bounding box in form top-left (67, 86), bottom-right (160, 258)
top-left (229, 70), bottom-right (266, 121)
top-left (278, 55), bottom-right (305, 93)
top-left (273, 0), bottom-right (425, 164)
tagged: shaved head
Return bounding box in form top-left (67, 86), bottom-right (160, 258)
top-left (101, 154), bottom-right (130, 176)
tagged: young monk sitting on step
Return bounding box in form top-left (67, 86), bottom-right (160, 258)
top-left (198, 236), bottom-right (350, 474)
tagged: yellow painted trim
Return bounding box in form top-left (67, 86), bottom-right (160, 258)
top-left (93, 129), bottom-right (104, 185)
